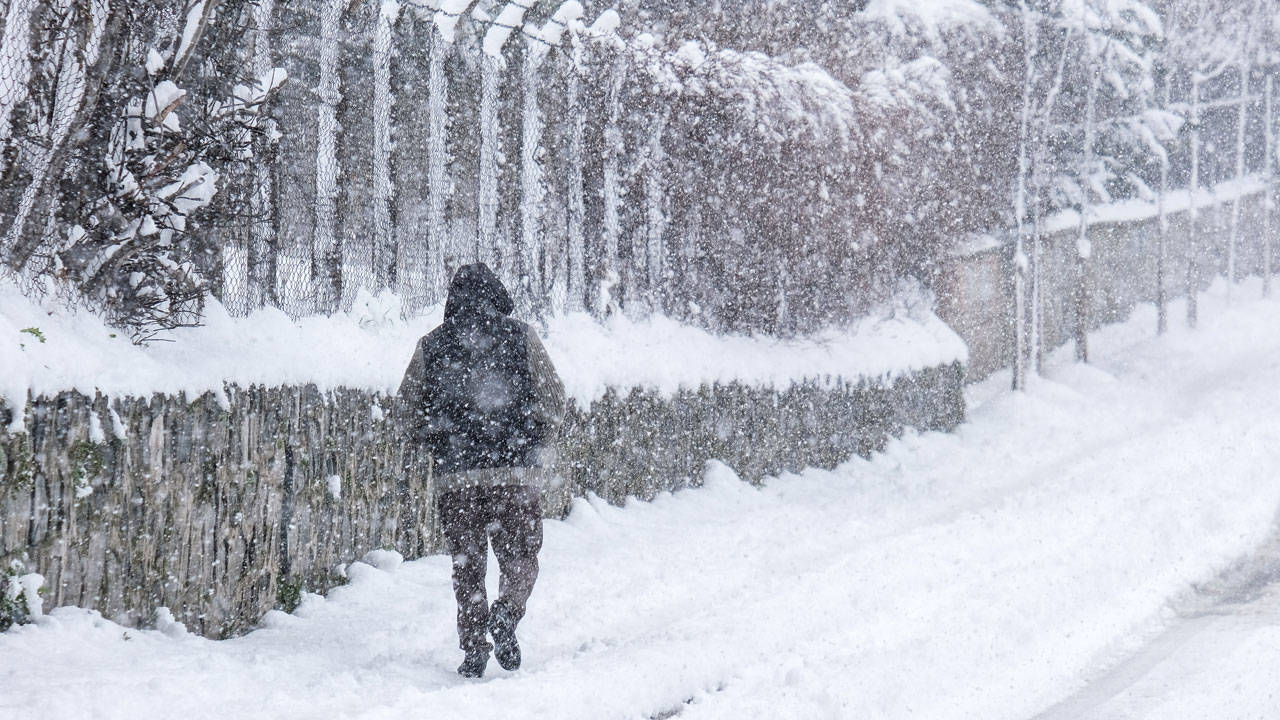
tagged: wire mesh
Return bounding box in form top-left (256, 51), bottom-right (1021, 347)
top-left (221, 240), bottom-right (251, 317)
top-left (3, 0), bottom-right (1278, 342)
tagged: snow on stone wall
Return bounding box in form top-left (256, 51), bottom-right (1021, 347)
top-left (0, 279), bottom-right (965, 430)
top-left (0, 364), bottom-right (964, 638)
top-left (937, 181), bottom-right (1274, 381)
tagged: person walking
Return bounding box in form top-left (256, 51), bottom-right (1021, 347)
top-left (398, 263), bottom-right (566, 678)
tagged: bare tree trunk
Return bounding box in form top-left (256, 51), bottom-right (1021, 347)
top-left (1075, 71), bottom-right (1098, 362)
top-left (427, 29), bottom-right (452, 300)
top-left (519, 36), bottom-right (546, 316)
top-left (1030, 166), bottom-right (1045, 375)
top-left (564, 47), bottom-right (586, 313)
top-left (313, 0), bottom-right (343, 314)
top-left (274, 3), bottom-right (320, 318)
top-left (1265, 74), bottom-right (1275, 298)
top-left (1156, 72), bottom-right (1171, 334)
top-left (1011, 2), bottom-right (1035, 390)
top-left (392, 11), bottom-right (432, 317)
top-left (0, 0), bottom-right (39, 177)
top-left (1187, 75), bottom-right (1201, 328)
top-left (337, 1), bottom-right (376, 311)
top-left (642, 108), bottom-right (670, 313)
top-left (477, 54), bottom-right (501, 269)
top-left (372, 1), bottom-right (397, 292)
top-left (597, 51), bottom-right (626, 317)
top-left (248, 0), bottom-right (279, 311)
top-left (1228, 57), bottom-right (1250, 299)
top-left (2, 2), bottom-right (110, 274)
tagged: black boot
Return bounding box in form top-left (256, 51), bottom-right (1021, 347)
top-left (488, 600), bottom-right (521, 671)
top-left (457, 649), bottom-right (488, 678)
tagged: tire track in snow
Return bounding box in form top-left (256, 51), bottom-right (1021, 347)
top-left (1031, 524), bottom-right (1280, 720)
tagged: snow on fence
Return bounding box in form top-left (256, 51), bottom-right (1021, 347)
top-left (0, 368), bottom-right (963, 637)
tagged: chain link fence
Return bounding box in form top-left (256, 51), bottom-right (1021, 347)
top-left (1, 2), bottom-right (1274, 338)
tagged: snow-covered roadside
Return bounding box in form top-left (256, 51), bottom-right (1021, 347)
top-left (1, 280), bottom-right (1278, 719)
top-left (0, 282), bottom-right (963, 423)
top-left (1099, 595), bottom-right (1280, 719)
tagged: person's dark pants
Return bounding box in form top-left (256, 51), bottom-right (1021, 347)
top-left (438, 484), bottom-right (543, 654)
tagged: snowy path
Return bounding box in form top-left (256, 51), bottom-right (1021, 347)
top-left (3, 284), bottom-right (1280, 719)
top-left (1033, 529), bottom-right (1280, 720)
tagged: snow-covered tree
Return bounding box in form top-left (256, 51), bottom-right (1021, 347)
top-left (0, 0), bottom-right (286, 339)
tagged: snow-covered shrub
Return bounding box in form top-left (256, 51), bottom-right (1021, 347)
top-left (54, 1), bottom-right (287, 341)
top-left (1, 564), bottom-right (43, 631)
top-left (1, 0), bottom-right (286, 341)
top-left (58, 65), bottom-right (286, 340)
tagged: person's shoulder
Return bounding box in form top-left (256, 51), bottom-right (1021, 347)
top-left (498, 315), bottom-right (536, 338)
top-left (416, 323), bottom-right (453, 353)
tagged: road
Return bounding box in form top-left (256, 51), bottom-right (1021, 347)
top-left (1035, 531), bottom-right (1280, 720)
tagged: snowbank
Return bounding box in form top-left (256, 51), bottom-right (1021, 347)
top-left (0, 283), bottom-right (965, 422)
top-left (545, 297), bottom-right (965, 405)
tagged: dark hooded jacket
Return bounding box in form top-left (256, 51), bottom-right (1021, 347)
top-left (398, 264), bottom-right (565, 476)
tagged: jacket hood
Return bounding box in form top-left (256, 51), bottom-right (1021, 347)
top-left (444, 263), bottom-right (515, 321)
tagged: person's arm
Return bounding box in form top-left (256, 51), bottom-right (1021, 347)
top-left (524, 326), bottom-right (566, 441)
top-left (397, 339), bottom-right (431, 444)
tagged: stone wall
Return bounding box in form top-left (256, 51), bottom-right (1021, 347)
top-left (937, 190), bottom-right (1274, 382)
top-left (5, 188), bottom-right (1274, 638)
top-left (0, 364), bottom-right (964, 638)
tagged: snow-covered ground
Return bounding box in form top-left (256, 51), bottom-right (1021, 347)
top-left (1035, 533), bottom-right (1280, 720)
top-left (2, 279), bottom-right (1279, 719)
